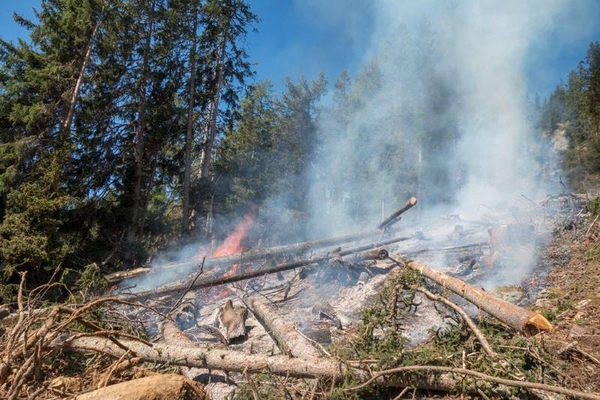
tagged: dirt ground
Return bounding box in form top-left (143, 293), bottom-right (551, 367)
top-left (531, 210), bottom-right (600, 394)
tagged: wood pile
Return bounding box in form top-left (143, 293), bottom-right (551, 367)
top-left (2, 194), bottom-right (599, 399)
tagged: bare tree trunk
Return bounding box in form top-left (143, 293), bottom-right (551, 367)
top-left (182, 1), bottom-right (200, 233)
top-left (60, 336), bottom-right (351, 381)
top-left (404, 261), bottom-right (552, 334)
top-left (124, 1), bottom-right (155, 265)
top-left (61, 6), bottom-right (104, 140)
top-left (198, 24), bottom-right (229, 180)
top-left (245, 296), bottom-right (321, 359)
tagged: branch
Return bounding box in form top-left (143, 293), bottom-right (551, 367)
top-left (345, 365), bottom-right (600, 400)
top-left (415, 286), bottom-right (498, 359)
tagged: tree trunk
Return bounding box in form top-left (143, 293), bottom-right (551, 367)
top-left (124, 1), bottom-right (156, 265)
top-left (182, 1), bottom-right (200, 233)
top-left (404, 261), bottom-right (552, 334)
top-left (61, 336), bottom-right (351, 381)
top-left (61, 6), bottom-right (104, 140)
top-left (198, 23), bottom-right (230, 180)
top-left (245, 296), bottom-right (321, 359)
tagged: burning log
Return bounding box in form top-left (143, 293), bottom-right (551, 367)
top-left (397, 259), bottom-right (552, 334)
top-left (244, 296), bottom-right (321, 359)
top-left (353, 249), bottom-right (389, 261)
top-left (109, 228), bottom-right (405, 285)
top-left (117, 237), bottom-right (409, 302)
top-left (378, 196), bottom-right (418, 231)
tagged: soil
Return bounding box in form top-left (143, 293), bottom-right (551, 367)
top-left (531, 211), bottom-right (600, 394)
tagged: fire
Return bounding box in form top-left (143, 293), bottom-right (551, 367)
top-left (211, 213), bottom-right (254, 258)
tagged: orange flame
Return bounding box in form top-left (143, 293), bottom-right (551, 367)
top-left (210, 213), bottom-right (254, 258)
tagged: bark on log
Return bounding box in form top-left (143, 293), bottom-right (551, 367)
top-left (105, 267), bottom-right (151, 284)
top-left (161, 321), bottom-right (203, 380)
top-left (245, 296), bottom-right (321, 359)
top-left (403, 261), bottom-right (552, 334)
top-left (60, 336), bottom-right (351, 380)
top-left (378, 196), bottom-right (418, 230)
top-left (75, 374), bottom-right (205, 400)
top-left (117, 237), bottom-right (409, 302)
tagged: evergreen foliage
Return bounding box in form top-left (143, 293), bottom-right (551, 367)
top-left (539, 42), bottom-right (600, 189)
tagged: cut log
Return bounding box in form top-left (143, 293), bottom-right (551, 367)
top-left (378, 196), bottom-right (418, 230)
top-left (59, 337), bottom-right (597, 398)
top-left (75, 374), bottom-right (205, 400)
top-left (105, 267), bottom-right (151, 284)
top-left (402, 260), bottom-right (552, 334)
top-left (244, 296), bottom-right (321, 359)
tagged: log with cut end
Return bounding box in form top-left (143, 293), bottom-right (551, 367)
top-left (402, 261), bottom-right (552, 334)
top-left (244, 296), bottom-right (321, 359)
top-left (378, 196), bottom-right (418, 230)
top-left (104, 267), bottom-right (151, 284)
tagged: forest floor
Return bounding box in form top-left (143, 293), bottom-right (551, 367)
top-left (530, 209), bottom-right (600, 394)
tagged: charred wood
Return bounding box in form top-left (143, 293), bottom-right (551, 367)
top-left (378, 196), bottom-right (418, 230)
top-left (217, 300), bottom-right (248, 342)
top-left (117, 237), bottom-right (409, 302)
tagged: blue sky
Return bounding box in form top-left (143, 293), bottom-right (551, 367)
top-left (0, 1), bottom-right (599, 98)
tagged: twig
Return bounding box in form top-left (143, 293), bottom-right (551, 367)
top-left (344, 365), bottom-right (600, 400)
top-left (585, 215), bottom-right (599, 236)
top-left (415, 287), bottom-right (498, 359)
top-left (167, 257), bottom-right (206, 316)
top-left (100, 350), bottom-right (132, 388)
top-left (243, 368), bottom-right (261, 400)
top-left (393, 387), bottom-right (409, 399)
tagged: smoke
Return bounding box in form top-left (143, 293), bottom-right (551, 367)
top-left (301, 0), bottom-right (575, 286)
top-left (305, 1), bottom-right (571, 225)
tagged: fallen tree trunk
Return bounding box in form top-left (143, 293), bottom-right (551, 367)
top-left (117, 237), bottom-right (410, 302)
top-left (59, 337), bottom-right (599, 399)
top-left (400, 260), bottom-right (552, 334)
top-left (378, 196), bottom-right (418, 230)
top-left (244, 296), bottom-right (321, 359)
top-left (160, 321), bottom-right (205, 380)
top-left (60, 336), bottom-right (351, 381)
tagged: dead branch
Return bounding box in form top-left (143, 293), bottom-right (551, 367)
top-left (415, 287), bottom-right (498, 359)
top-left (104, 267), bottom-right (151, 284)
top-left (378, 196), bottom-right (418, 230)
top-left (344, 365), bottom-right (600, 400)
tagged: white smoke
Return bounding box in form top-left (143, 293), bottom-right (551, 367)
top-left (304, 0), bottom-right (574, 234)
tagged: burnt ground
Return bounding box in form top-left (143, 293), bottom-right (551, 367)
top-left (529, 209), bottom-right (600, 393)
